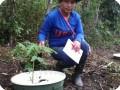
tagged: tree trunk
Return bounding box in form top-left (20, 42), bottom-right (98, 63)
top-left (82, 0), bottom-right (90, 22)
top-left (45, 0), bottom-right (52, 15)
top-left (6, 0), bottom-right (16, 46)
top-left (82, 0), bottom-right (90, 9)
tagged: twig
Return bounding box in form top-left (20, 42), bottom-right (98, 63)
top-left (95, 80), bottom-right (104, 90)
top-left (12, 60), bottom-right (19, 72)
top-left (101, 62), bottom-right (113, 69)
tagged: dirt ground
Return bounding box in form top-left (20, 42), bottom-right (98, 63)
top-left (0, 45), bottom-right (120, 90)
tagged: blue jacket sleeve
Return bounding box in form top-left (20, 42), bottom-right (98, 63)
top-left (74, 14), bottom-right (84, 44)
top-left (38, 15), bottom-right (54, 42)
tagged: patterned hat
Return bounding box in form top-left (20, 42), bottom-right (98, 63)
top-left (58, 0), bottom-right (81, 3)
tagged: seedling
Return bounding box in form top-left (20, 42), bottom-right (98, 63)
top-left (11, 41), bottom-right (57, 83)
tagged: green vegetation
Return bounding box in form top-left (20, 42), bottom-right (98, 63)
top-left (75, 0), bottom-right (120, 48)
top-left (0, 0), bottom-right (48, 45)
top-left (11, 41), bottom-right (56, 72)
top-left (109, 63), bottom-right (120, 73)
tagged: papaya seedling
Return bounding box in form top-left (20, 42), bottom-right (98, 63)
top-left (11, 41), bottom-right (57, 83)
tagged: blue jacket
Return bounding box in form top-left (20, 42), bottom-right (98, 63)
top-left (38, 9), bottom-right (84, 47)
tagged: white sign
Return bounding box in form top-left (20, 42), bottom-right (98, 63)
top-left (63, 39), bottom-right (83, 64)
top-left (0, 0), bottom-right (4, 5)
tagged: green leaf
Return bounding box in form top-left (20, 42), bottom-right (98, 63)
top-left (18, 43), bottom-right (26, 50)
top-left (17, 56), bottom-right (26, 61)
top-left (34, 45), bottom-right (41, 53)
top-left (26, 45), bottom-right (34, 56)
top-left (31, 56), bottom-right (38, 62)
top-left (25, 62), bottom-right (33, 72)
top-left (36, 57), bottom-right (44, 63)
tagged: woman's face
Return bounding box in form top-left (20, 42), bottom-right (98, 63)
top-left (60, 0), bottom-right (76, 14)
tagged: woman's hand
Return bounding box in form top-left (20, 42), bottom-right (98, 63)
top-left (39, 41), bottom-right (45, 47)
top-left (72, 40), bottom-right (80, 53)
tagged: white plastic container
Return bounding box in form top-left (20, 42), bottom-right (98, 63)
top-left (11, 70), bottom-right (66, 90)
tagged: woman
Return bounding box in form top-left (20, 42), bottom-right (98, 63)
top-left (38, 0), bottom-right (89, 87)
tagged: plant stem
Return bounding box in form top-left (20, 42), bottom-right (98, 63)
top-left (32, 61), bottom-right (35, 84)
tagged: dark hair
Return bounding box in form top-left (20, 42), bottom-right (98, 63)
top-left (58, 0), bottom-right (61, 3)
top-left (58, 0), bottom-right (81, 3)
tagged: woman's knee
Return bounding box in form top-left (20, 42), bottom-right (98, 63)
top-left (81, 40), bottom-right (89, 55)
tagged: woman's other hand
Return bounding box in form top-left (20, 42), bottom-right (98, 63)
top-left (39, 41), bottom-right (45, 47)
top-left (72, 40), bottom-right (80, 53)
